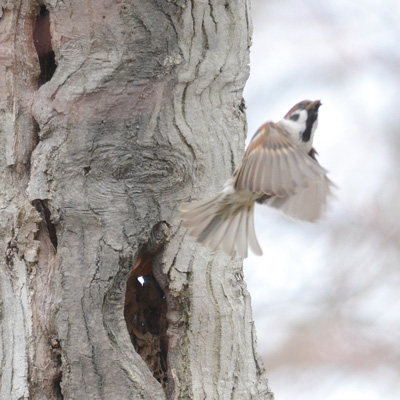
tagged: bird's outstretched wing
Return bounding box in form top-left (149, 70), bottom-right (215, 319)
top-left (234, 122), bottom-right (333, 221)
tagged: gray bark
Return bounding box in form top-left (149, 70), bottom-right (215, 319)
top-left (0, 0), bottom-right (273, 399)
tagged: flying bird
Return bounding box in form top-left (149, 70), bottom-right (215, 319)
top-left (180, 100), bottom-right (334, 258)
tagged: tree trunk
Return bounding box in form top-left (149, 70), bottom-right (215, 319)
top-left (0, 1), bottom-right (273, 399)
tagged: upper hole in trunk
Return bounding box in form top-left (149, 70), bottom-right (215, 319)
top-left (33, 5), bottom-right (57, 85)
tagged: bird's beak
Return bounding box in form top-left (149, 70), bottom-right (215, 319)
top-left (306, 100), bottom-right (322, 111)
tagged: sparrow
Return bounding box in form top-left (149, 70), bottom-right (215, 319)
top-left (180, 100), bottom-right (334, 258)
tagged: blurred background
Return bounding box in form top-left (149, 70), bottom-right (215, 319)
top-left (244, 0), bottom-right (400, 399)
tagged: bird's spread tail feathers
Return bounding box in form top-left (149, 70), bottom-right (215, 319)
top-left (180, 195), bottom-right (262, 258)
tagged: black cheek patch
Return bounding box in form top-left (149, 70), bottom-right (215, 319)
top-left (302, 112), bottom-right (318, 142)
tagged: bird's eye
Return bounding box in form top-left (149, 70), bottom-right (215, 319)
top-left (289, 113), bottom-right (299, 121)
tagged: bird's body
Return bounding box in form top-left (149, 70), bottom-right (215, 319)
top-left (180, 100), bottom-right (334, 258)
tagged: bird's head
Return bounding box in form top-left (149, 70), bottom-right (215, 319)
top-left (279, 100), bottom-right (322, 152)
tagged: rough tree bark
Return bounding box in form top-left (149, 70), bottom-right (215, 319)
top-left (0, 0), bottom-right (273, 399)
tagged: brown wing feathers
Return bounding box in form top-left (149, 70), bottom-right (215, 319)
top-left (233, 122), bottom-right (333, 222)
top-left (235, 123), bottom-right (323, 197)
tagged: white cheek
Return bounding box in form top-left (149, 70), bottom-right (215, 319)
top-left (278, 118), bottom-right (306, 144)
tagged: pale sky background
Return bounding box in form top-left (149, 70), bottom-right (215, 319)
top-left (244, 1), bottom-right (400, 399)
